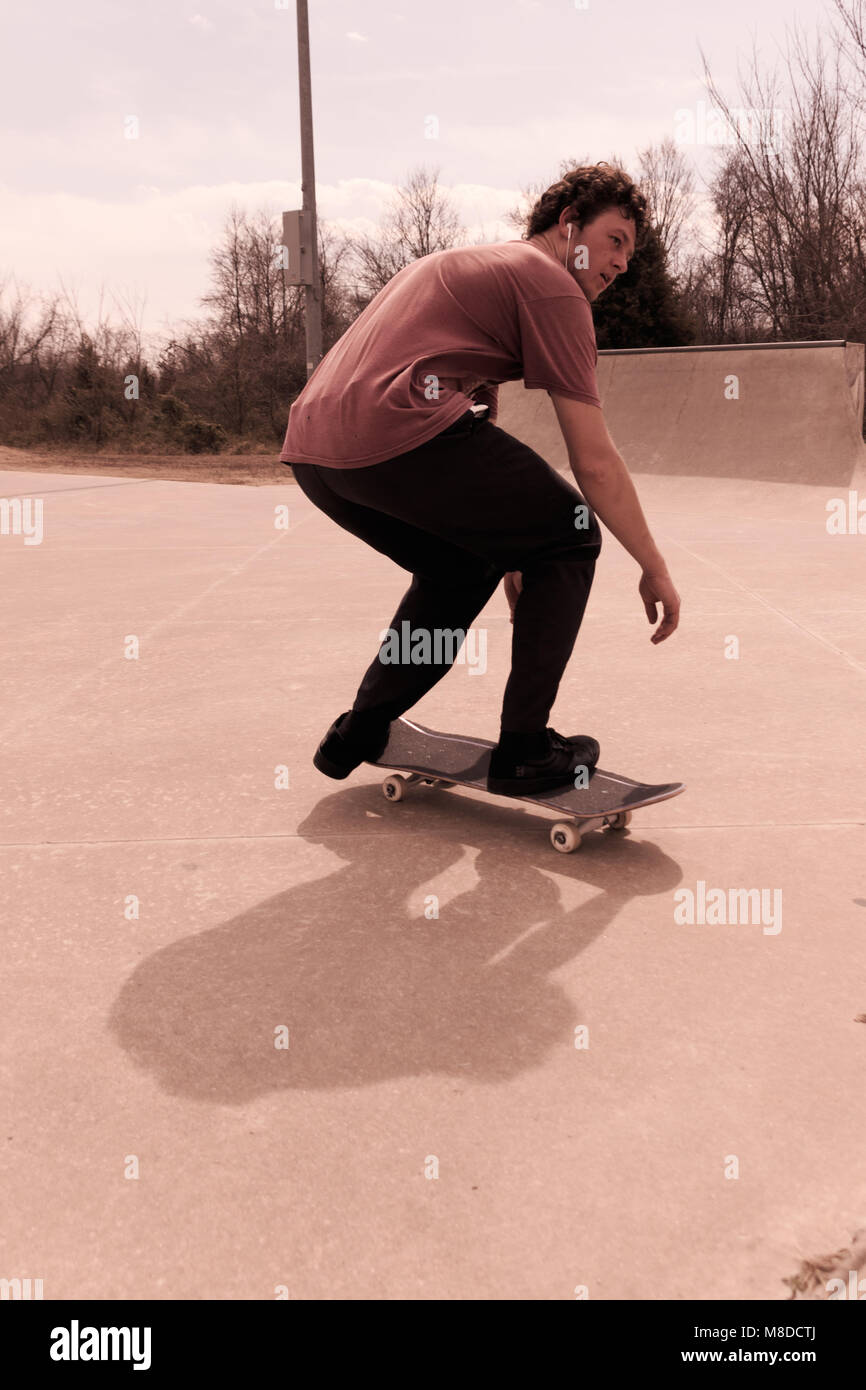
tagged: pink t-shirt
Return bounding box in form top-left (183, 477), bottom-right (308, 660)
top-left (279, 238), bottom-right (601, 468)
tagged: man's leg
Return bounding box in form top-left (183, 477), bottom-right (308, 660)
top-left (500, 548), bottom-right (598, 731)
top-left (296, 412), bottom-right (602, 736)
top-left (291, 454), bottom-right (503, 732)
top-left (349, 568), bottom-right (503, 724)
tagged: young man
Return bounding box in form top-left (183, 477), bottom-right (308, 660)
top-left (283, 164), bottom-right (681, 796)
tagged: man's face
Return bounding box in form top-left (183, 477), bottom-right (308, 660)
top-left (563, 208), bottom-right (635, 301)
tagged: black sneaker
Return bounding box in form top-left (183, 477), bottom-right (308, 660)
top-left (313, 710), bottom-right (392, 779)
top-left (487, 728), bottom-right (600, 796)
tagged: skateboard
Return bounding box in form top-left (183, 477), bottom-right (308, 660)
top-left (369, 717), bottom-right (685, 854)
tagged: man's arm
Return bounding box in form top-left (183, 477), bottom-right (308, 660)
top-left (549, 393), bottom-right (667, 574)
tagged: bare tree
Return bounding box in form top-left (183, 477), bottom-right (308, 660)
top-left (0, 278), bottom-right (64, 401)
top-left (697, 22), bottom-right (866, 341)
top-left (635, 136), bottom-right (697, 274)
top-left (197, 204), bottom-right (284, 434)
top-left (832, 0), bottom-right (866, 83)
top-left (679, 149), bottom-right (768, 340)
top-left (348, 166), bottom-right (466, 302)
top-left (501, 154), bottom-right (593, 238)
top-left (200, 202), bottom-right (250, 341)
top-left (385, 165), bottom-right (464, 257)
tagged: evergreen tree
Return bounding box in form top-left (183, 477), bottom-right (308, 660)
top-left (592, 223), bottom-right (694, 349)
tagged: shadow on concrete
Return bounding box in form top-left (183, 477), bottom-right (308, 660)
top-left (108, 785), bottom-right (684, 1102)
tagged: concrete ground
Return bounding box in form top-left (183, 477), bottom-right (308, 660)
top-left (1, 463), bottom-right (864, 1301)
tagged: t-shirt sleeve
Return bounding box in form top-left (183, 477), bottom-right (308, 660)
top-left (517, 294), bottom-right (601, 406)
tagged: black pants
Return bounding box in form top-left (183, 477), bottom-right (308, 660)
top-left (289, 409), bottom-right (601, 733)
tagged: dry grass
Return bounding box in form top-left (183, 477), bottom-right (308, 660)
top-left (0, 444), bottom-right (296, 486)
top-left (783, 1228), bottom-right (866, 1299)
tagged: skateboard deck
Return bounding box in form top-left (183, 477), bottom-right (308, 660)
top-left (369, 717), bottom-right (685, 853)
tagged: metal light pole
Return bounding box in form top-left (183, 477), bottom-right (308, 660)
top-left (289, 0), bottom-right (322, 378)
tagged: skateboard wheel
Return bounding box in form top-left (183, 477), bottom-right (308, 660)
top-left (609, 811), bottom-right (632, 831)
top-left (551, 822), bottom-right (581, 854)
top-left (382, 774), bottom-right (406, 801)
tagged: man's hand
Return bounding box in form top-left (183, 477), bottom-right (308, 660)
top-left (639, 570), bottom-right (680, 643)
top-left (504, 570), bottom-right (523, 623)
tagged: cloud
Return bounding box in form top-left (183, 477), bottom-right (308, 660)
top-left (0, 175), bottom-right (521, 348)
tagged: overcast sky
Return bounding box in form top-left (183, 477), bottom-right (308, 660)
top-left (0, 0), bottom-right (842, 351)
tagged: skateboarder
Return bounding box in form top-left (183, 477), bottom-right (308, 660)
top-left (282, 163), bottom-right (681, 795)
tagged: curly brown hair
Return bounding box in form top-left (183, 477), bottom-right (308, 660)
top-left (524, 162), bottom-right (648, 244)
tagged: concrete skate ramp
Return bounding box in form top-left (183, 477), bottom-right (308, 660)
top-left (497, 340), bottom-right (866, 485)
